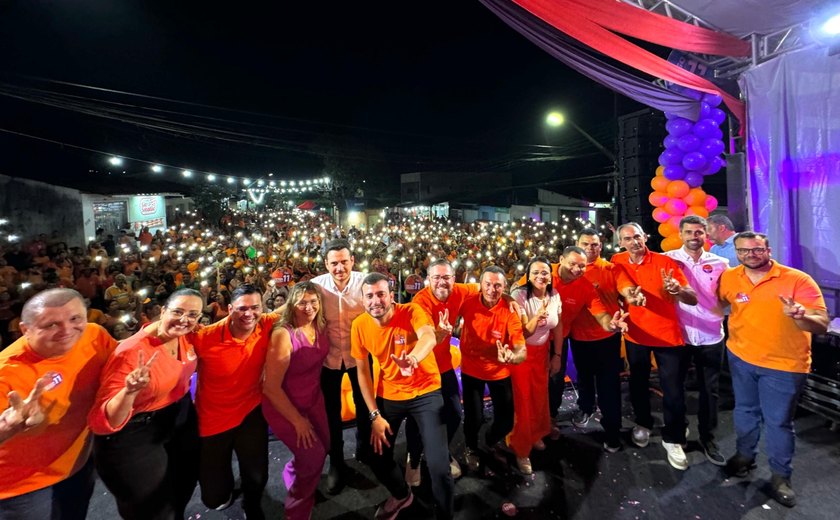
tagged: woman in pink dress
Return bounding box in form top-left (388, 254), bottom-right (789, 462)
top-left (261, 281), bottom-right (330, 519)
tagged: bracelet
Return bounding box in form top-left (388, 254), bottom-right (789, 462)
top-left (368, 409), bottom-right (381, 422)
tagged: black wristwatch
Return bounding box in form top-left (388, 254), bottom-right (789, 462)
top-left (369, 409), bottom-right (381, 421)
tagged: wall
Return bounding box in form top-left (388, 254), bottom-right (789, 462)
top-left (0, 174), bottom-right (85, 247)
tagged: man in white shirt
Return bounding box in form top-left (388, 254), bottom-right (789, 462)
top-left (664, 215), bottom-right (729, 466)
top-left (311, 239), bottom-right (368, 493)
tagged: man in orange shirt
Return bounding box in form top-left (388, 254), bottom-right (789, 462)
top-left (459, 266), bottom-right (526, 472)
top-left (612, 222), bottom-right (697, 471)
top-left (568, 230), bottom-right (625, 453)
top-left (0, 288), bottom-right (116, 518)
top-left (352, 272), bottom-right (453, 519)
top-left (404, 259), bottom-right (479, 483)
top-left (191, 284), bottom-right (277, 520)
top-left (719, 232), bottom-right (828, 507)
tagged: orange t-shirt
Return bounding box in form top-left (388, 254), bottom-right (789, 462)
top-left (612, 249), bottom-right (687, 347)
top-left (410, 283), bottom-right (479, 373)
top-left (555, 274), bottom-right (609, 340)
top-left (89, 329), bottom-right (197, 435)
top-left (350, 303), bottom-right (440, 401)
top-left (569, 257), bottom-right (621, 342)
top-left (720, 262), bottom-right (826, 373)
top-left (87, 308), bottom-right (108, 326)
top-left (459, 294), bottom-right (526, 381)
top-left (0, 324), bottom-right (116, 499)
top-left (191, 313), bottom-right (277, 436)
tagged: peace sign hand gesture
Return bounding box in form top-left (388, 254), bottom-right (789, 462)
top-left (438, 309), bottom-right (453, 335)
top-left (626, 286), bottom-right (646, 307)
top-left (1, 372), bottom-right (53, 432)
top-left (661, 269), bottom-right (681, 295)
top-left (125, 351), bottom-right (158, 395)
top-left (609, 311), bottom-right (630, 334)
top-left (497, 340), bottom-right (515, 364)
top-left (390, 351), bottom-right (419, 376)
top-left (779, 295), bottom-right (807, 320)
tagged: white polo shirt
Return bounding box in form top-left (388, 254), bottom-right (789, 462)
top-left (664, 247), bottom-right (729, 346)
top-left (311, 270), bottom-right (367, 370)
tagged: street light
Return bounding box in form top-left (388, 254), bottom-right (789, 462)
top-left (545, 111), bottom-right (615, 162)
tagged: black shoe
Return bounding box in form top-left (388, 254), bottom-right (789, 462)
top-left (771, 474), bottom-right (796, 507)
top-left (571, 409), bottom-right (591, 428)
top-left (701, 439), bottom-right (726, 466)
top-left (326, 462), bottom-right (346, 494)
top-left (725, 453), bottom-right (756, 478)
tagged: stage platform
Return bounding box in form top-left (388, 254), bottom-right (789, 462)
top-left (84, 382), bottom-right (840, 520)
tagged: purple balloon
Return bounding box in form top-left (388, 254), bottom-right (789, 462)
top-left (693, 119), bottom-right (719, 139)
top-left (682, 151), bottom-right (708, 171)
top-left (666, 117), bottom-right (693, 137)
top-left (684, 172), bottom-right (704, 188)
top-left (699, 138), bottom-right (725, 158)
top-left (659, 148), bottom-right (685, 166)
top-left (711, 127), bottom-right (724, 141)
top-left (709, 107), bottom-right (726, 125)
top-left (664, 111), bottom-right (677, 120)
top-left (699, 102), bottom-right (711, 119)
top-left (663, 164), bottom-right (686, 180)
top-left (663, 135), bottom-right (679, 149)
top-left (701, 156), bottom-right (725, 175)
top-left (677, 134), bottom-right (701, 152)
top-left (702, 92), bottom-right (723, 107)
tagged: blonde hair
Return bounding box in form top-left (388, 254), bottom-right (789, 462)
top-left (273, 281), bottom-right (326, 332)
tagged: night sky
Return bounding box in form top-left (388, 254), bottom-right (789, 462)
top-left (0, 1), bottom-right (653, 199)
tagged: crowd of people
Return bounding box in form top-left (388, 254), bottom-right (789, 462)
top-left (0, 208), bottom-right (830, 519)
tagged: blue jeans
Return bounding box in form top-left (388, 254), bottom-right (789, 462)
top-left (728, 351), bottom-right (807, 478)
top-left (0, 456), bottom-right (94, 520)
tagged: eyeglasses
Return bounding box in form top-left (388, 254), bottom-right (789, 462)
top-left (430, 275), bottom-right (454, 282)
top-left (233, 304), bottom-right (262, 313)
top-left (167, 308), bottom-right (202, 322)
top-left (735, 247), bottom-right (768, 255)
top-left (294, 300), bottom-right (319, 309)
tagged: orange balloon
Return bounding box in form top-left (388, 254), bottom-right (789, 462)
top-left (658, 221), bottom-right (678, 237)
top-left (651, 176), bottom-right (670, 192)
top-left (666, 180), bottom-right (690, 199)
top-left (652, 208), bottom-right (671, 223)
top-left (661, 235), bottom-right (683, 251)
top-left (655, 165), bottom-right (665, 177)
top-left (683, 187), bottom-right (707, 207)
top-left (649, 191), bottom-right (669, 208)
top-left (686, 206), bottom-right (710, 218)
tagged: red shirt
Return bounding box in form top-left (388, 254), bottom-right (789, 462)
top-left (570, 257), bottom-right (621, 342)
top-left (554, 274), bottom-right (608, 340)
top-left (410, 283), bottom-right (479, 373)
top-left (611, 249), bottom-right (687, 347)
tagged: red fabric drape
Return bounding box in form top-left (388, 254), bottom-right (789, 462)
top-left (576, 0), bottom-right (750, 57)
top-left (513, 0), bottom-right (745, 125)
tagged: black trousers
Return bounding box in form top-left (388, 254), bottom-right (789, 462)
top-left (320, 364), bottom-right (371, 465)
top-left (548, 337), bottom-right (570, 419)
top-left (405, 369), bottom-right (463, 465)
top-left (626, 341), bottom-right (690, 444)
top-left (369, 391), bottom-right (454, 519)
top-left (687, 341), bottom-right (724, 441)
top-left (198, 406), bottom-right (268, 519)
top-left (570, 334), bottom-right (623, 444)
top-left (93, 393), bottom-right (199, 520)
top-left (461, 374), bottom-right (514, 450)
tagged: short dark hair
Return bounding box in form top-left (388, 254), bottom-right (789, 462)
top-left (562, 245), bottom-right (585, 258)
top-left (325, 239), bottom-right (352, 256)
top-left (679, 215), bottom-right (707, 230)
top-left (231, 283), bottom-right (261, 303)
top-left (427, 259), bottom-right (454, 272)
top-left (361, 272), bottom-right (390, 289)
top-left (579, 227), bottom-right (599, 238)
top-left (733, 231), bottom-right (770, 248)
top-left (480, 265), bottom-right (506, 284)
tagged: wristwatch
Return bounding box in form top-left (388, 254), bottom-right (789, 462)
top-left (369, 409), bottom-right (381, 421)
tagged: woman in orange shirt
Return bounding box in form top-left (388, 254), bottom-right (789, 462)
top-left (89, 288), bottom-right (203, 520)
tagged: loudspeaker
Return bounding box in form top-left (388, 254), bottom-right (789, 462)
top-left (616, 110), bottom-right (667, 244)
top-left (725, 153), bottom-right (748, 230)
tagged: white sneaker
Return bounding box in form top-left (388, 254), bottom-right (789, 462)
top-left (662, 441), bottom-right (688, 470)
top-left (516, 457), bottom-right (533, 475)
top-left (449, 457), bottom-right (462, 479)
top-left (405, 454), bottom-right (421, 487)
top-left (632, 425), bottom-right (651, 448)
